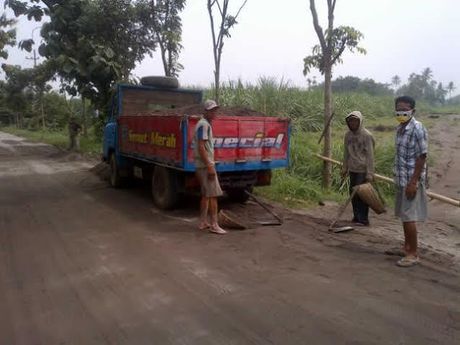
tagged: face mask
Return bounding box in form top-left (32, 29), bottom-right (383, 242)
top-left (395, 110), bottom-right (413, 124)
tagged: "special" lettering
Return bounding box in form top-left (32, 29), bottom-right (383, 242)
top-left (212, 133), bottom-right (284, 149)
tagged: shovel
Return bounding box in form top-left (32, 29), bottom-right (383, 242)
top-left (244, 190), bottom-right (283, 226)
top-left (328, 187), bottom-right (357, 233)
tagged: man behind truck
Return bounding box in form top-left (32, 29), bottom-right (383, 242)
top-left (341, 110), bottom-right (375, 226)
top-left (193, 100), bottom-right (226, 235)
top-left (68, 116), bottom-right (82, 151)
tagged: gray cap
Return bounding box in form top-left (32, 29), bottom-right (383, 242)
top-left (204, 100), bottom-right (219, 111)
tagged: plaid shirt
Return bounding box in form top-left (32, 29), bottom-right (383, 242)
top-left (394, 118), bottom-right (428, 187)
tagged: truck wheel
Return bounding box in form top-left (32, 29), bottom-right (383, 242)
top-left (227, 187), bottom-right (252, 203)
top-left (109, 152), bottom-right (124, 188)
top-left (152, 166), bottom-right (178, 209)
top-left (140, 76), bottom-right (179, 89)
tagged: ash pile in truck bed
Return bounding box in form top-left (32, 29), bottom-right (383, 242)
top-left (136, 105), bottom-right (266, 117)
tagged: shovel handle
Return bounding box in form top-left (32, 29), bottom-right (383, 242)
top-left (329, 187), bottom-right (358, 228)
top-left (245, 191), bottom-right (283, 224)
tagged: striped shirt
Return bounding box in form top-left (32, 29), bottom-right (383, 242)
top-left (394, 118), bottom-right (428, 187)
top-left (193, 117), bottom-right (215, 169)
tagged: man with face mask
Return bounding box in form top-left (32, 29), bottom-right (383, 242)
top-left (341, 110), bottom-right (375, 226)
top-left (392, 96), bottom-right (428, 267)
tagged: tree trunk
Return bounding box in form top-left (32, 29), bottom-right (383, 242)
top-left (82, 97), bottom-right (87, 137)
top-left (40, 93), bottom-right (45, 130)
top-left (214, 69), bottom-right (220, 103)
top-left (322, 64), bottom-right (333, 189)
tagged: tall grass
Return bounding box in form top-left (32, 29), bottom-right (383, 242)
top-left (5, 78), bottom-right (451, 207)
top-left (205, 78), bottom-right (405, 205)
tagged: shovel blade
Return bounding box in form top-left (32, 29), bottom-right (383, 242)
top-left (329, 226), bottom-right (354, 233)
top-left (257, 221), bottom-right (282, 226)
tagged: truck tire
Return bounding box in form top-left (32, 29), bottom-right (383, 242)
top-left (152, 166), bottom-right (178, 209)
top-left (227, 187), bottom-right (253, 203)
top-left (109, 152), bottom-right (125, 188)
top-left (140, 76), bottom-right (179, 89)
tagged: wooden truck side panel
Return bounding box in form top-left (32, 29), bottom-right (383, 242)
top-left (118, 115), bottom-right (184, 168)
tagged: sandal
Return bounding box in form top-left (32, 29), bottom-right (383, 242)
top-left (396, 256), bottom-right (420, 267)
top-left (209, 226), bottom-right (227, 235)
top-left (384, 247), bottom-right (405, 257)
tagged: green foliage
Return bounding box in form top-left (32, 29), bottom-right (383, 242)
top-left (214, 78), bottom-right (395, 132)
top-left (207, 0), bottom-right (248, 101)
top-left (138, 0), bottom-right (186, 77)
top-left (304, 25), bottom-right (366, 75)
top-left (447, 81), bottom-right (456, 98)
top-left (0, 14), bottom-right (16, 59)
top-left (397, 67), bottom-right (448, 105)
top-left (327, 76), bottom-right (393, 96)
top-left (201, 79), bottom-right (456, 205)
top-left (6, 0), bottom-right (159, 114)
top-left (391, 75), bottom-right (401, 89)
top-left (0, 126), bottom-right (101, 155)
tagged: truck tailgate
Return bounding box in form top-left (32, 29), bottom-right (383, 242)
top-left (187, 116), bottom-right (290, 172)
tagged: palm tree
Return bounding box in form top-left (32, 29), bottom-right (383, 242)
top-left (421, 67), bottom-right (433, 83)
top-left (391, 75), bottom-right (401, 91)
top-left (447, 81), bottom-right (456, 98)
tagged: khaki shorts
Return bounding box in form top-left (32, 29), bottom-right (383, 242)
top-left (395, 184), bottom-right (427, 222)
top-left (196, 168), bottom-right (223, 198)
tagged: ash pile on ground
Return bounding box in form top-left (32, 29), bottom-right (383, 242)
top-left (136, 105), bottom-right (267, 117)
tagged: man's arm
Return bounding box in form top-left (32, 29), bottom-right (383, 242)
top-left (366, 136), bottom-right (375, 181)
top-left (341, 135), bottom-right (349, 177)
top-left (406, 126), bottom-right (428, 199)
top-left (198, 140), bottom-right (216, 178)
top-left (406, 154), bottom-right (427, 199)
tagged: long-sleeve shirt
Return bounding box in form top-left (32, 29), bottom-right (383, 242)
top-left (343, 114), bottom-right (375, 176)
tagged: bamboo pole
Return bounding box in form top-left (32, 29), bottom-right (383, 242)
top-left (315, 153), bottom-right (460, 208)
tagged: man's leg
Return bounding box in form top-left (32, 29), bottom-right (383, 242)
top-left (209, 197), bottom-right (226, 234)
top-left (199, 196), bottom-right (210, 230)
top-left (69, 135), bottom-right (75, 150)
top-left (349, 172), bottom-right (359, 222)
top-left (350, 172), bottom-right (369, 224)
top-left (403, 221), bottom-right (418, 256)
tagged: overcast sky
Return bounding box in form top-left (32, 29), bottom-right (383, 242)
top-left (5, 0), bottom-right (460, 93)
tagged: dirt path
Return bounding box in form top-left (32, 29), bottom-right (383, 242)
top-left (297, 115), bottom-right (460, 272)
top-left (0, 131), bottom-right (459, 345)
top-left (426, 115), bottom-right (460, 224)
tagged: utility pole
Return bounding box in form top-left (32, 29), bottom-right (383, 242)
top-left (27, 26), bottom-right (45, 129)
top-left (26, 49), bottom-right (38, 67)
top-left (26, 26), bottom-right (42, 67)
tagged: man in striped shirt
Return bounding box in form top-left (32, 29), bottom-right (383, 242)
top-left (393, 96), bottom-right (428, 267)
top-left (193, 100), bottom-right (226, 234)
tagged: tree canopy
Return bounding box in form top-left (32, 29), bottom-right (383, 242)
top-left (0, 13), bottom-right (16, 60)
top-left (207, 0), bottom-right (248, 102)
top-left (305, 0), bottom-right (365, 188)
top-left (397, 68), bottom-right (448, 105)
top-left (138, 0), bottom-right (186, 77)
top-left (6, 0), bottom-right (159, 111)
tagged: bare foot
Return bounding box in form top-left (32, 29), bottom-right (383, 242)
top-left (209, 225), bottom-right (227, 234)
top-left (198, 222), bottom-right (210, 231)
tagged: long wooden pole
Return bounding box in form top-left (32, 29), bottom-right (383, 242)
top-left (315, 154), bottom-right (460, 207)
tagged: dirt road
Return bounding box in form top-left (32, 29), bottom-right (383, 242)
top-left (0, 130), bottom-right (459, 345)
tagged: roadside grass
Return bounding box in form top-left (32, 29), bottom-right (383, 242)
top-left (4, 76), bottom-right (453, 208)
top-left (257, 122), bottom-right (397, 207)
top-left (0, 126), bottom-right (102, 156)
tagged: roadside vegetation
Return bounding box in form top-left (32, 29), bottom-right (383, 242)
top-left (1, 2), bottom-right (458, 207)
top-left (2, 75), bottom-right (458, 206)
